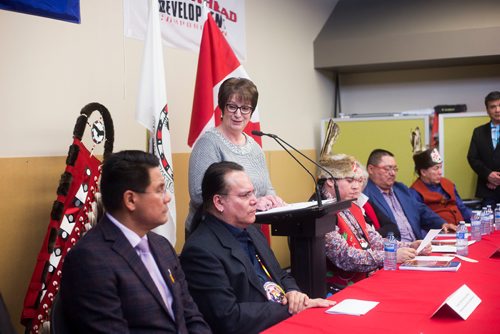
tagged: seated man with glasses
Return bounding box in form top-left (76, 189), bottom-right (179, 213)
top-left (315, 154), bottom-right (429, 292)
top-left (181, 161), bottom-right (333, 334)
top-left (363, 149), bottom-right (456, 241)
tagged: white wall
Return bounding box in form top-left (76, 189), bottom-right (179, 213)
top-left (0, 0), bottom-right (338, 158)
top-left (339, 64), bottom-right (500, 115)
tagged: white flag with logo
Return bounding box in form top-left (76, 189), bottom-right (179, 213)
top-left (136, 0), bottom-right (176, 245)
top-left (124, 0), bottom-right (247, 61)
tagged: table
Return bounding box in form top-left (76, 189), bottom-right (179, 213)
top-left (263, 231), bottom-right (500, 334)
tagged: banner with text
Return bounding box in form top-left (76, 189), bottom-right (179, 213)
top-left (124, 0), bottom-right (246, 61)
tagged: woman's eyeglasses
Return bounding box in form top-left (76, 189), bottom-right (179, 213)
top-left (225, 103), bottom-right (253, 115)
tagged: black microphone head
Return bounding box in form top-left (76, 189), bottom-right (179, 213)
top-left (251, 130), bottom-right (265, 136)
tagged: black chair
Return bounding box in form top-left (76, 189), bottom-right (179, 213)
top-left (463, 198), bottom-right (482, 210)
top-left (50, 293), bottom-right (70, 334)
top-left (0, 293), bottom-right (16, 334)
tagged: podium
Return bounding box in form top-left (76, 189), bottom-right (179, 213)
top-left (256, 199), bottom-right (352, 298)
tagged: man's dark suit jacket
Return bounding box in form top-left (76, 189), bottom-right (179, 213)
top-left (468, 122), bottom-right (500, 200)
top-left (60, 215), bottom-right (210, 334)
top-left (180, 215), bottom-right (299, 334)
top-left (363, 179), bottom-right (444, 240)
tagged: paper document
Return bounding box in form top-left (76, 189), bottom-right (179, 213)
top-left (415, 256), bottom-right (455, 261)
top-left (416, 229), bottom-right (442, 254)
top-left (432, 245), bottom-right (457, 253)
top-left (432, 240), bottom-right (476, 253)
top-left (256, 199), bottom-right (336, 215)
top-left (255, 201), bottom-right (316, 215)
top-left (325, 299), bottom-right (379, 316)
top-left (432, 239), bottom-right (456, 245)
top-left (453, 254), bottom-right (478, 263)
top-left (435, 231), bottom-right (457, 238)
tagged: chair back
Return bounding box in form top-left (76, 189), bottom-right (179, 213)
top-left (50, 293), bottom-right (70, 334)
top-left (0, 293), bottom-right (16, 334)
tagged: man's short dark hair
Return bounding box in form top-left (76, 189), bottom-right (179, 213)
top-left (485, 91), bottom-right (500, 107)
top-left (367, 149), bottom-right (394, 167)
top-left (100, 150), bottom-right (159, 213)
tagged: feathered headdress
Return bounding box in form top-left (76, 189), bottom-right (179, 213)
top-left (410, 126), bottom-right (423, 154)
top-left (318, 120), bottom-right (361, 179)
top-left (410, 126), bottom-right (443, 173)
top-left (319, 119), bottom-right (340, 161)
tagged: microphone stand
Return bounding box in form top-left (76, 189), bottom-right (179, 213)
top-left (270, 136), bottom-right (323, 207)
top-left (253, 130), bottom-right (341, 202)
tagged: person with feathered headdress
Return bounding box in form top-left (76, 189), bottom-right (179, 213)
top-left (314, 153), bottom-right (430, 293)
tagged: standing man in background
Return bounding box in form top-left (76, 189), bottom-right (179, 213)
top-left (468, 91), bottom-right (500, 207)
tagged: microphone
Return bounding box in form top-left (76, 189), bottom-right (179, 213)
top-left (251, 130), bottom-right (275, 138)
top-left (252, 130), bottom-right (341, 203)
top-left (252, 130), bottom-right (323, 206)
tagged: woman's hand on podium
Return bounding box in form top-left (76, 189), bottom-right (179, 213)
top-left (256, 194), bottom-right (286, 211)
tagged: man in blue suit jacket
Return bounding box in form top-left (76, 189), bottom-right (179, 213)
top-left (363, 149), bottom-right (455, 241)
top-left (60, 151), bottom-right (210, 333)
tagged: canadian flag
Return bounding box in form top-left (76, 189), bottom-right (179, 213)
top-left (187, 12), bottom-right (261, 148)
top-left (188, 12), bottom-right (271, 243)
top-left (136, 0), bottom-right (176, 245)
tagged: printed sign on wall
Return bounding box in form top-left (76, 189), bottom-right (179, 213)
top-left (124, 0), bottom-right (246, 61)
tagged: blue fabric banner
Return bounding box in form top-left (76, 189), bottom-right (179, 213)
top-left (0, 0), bottom-right (80, 24)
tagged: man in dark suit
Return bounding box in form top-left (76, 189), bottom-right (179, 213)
top-left (363, 149), bottom-right (455, 241)
top-left (467, 91), bottom-right (500, 207)
top-left (180, 161), bottom-right (333, 334)
top-left (59, 150), bottom-right (210, 333)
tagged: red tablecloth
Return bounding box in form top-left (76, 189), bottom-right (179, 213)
top-left (264, 232), bottom-right (500, 334)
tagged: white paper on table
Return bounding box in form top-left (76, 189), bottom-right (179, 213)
top-left (432, 239), bottom-right (456, 244)
top-left (431, 284), bottom-right (481, 320)
top-left (255, 199), bottom-right (336, 215)
top-left (325, 299), bottom-right (379, 316)
top-left (255, 201), bottom-right (315, 215)
top-left (416, 229), bottom-right (442, 254)
top-left (433, 239), bottom-right (477, 245)
top-left (432, 240), bottom-right (477, 253)
top-left (414, 256), bottom-right (455, 261)
top-left (435, 232), bottom-right (456, 238)
top-left (432, 245), bottom-right (457, 253)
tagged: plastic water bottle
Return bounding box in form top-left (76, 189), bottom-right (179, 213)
top-left (456, 221), bottom-right (469, 256)
top-left (487, 205), bottom-right (494, 233)
top-left (480, 207), bottom-right (489, 235)
top-left (495, 204), bottom-right (500, 231)
top-left (470, 210), bottom-right (482, 241)
top-left (384, 232), bottom-right (397, 271)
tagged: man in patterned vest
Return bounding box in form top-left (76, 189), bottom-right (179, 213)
top-left (410, 148), bottom-right (472, 224)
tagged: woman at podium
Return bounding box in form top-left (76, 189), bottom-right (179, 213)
top-left (316, 154), bottom-right (430, 291)
top-left (186, 78), bottom-right (285, 237)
